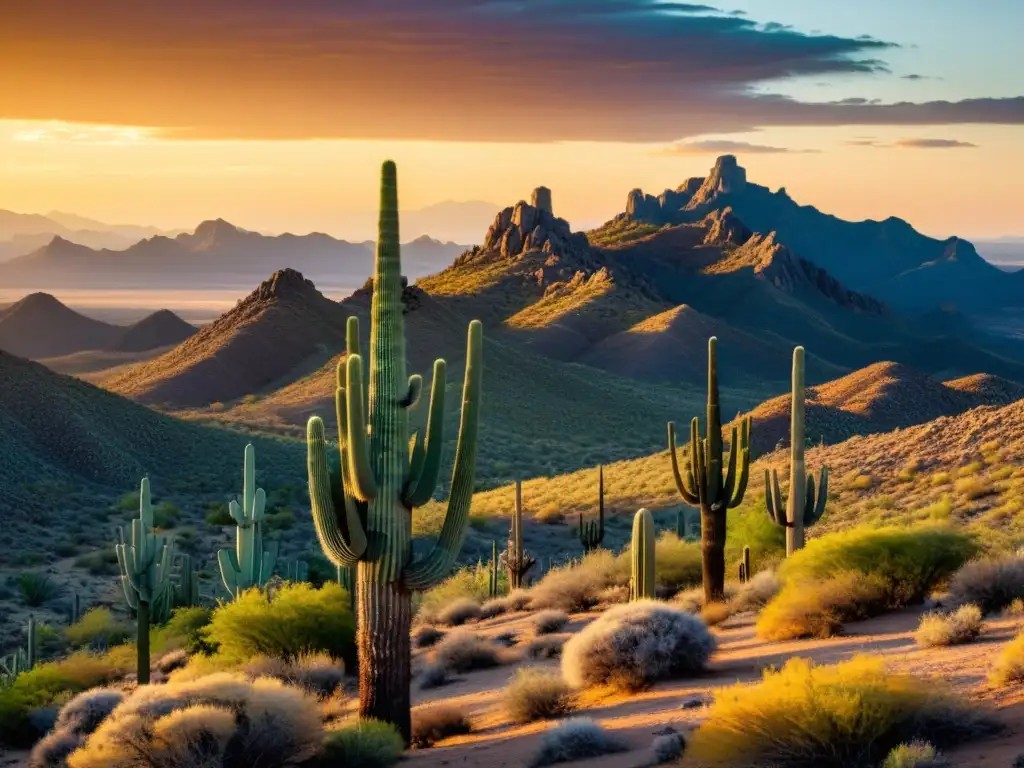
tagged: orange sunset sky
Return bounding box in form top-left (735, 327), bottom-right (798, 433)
top-left (2, 0), bottom-right (1022, 241)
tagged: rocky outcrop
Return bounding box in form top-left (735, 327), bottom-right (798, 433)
top-left (531, 186), bottom-right (553, 214)
top-left (686, 155), bottom-right (746, 209)
top-left (480, 188), bottom-right (590, 261)
top-left (351, 274), bottom-right (424, 313)
top-left (701, 208), bottom-right (752, 248)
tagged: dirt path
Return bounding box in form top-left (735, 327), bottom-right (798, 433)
top-left (405, 607), bottom-right (1024, 767)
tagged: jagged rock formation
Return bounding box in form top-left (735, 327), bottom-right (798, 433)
top-left (349, 275), bottom-right (425, 314)
top-left (479, 188), bottom-right (590, 261)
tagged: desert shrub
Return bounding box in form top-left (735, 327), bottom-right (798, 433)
top-left (529, 550), bottom-right (626, 611)
top-left (728, 569), bottom-right (781, 613)
top-left (66, 609), bottom-right (131, 651)
top-left (673, 583), bottom-right (738, 614)
top-left (412, 626), bottom-right (445, 649)
top-left (597, 585), bottom-right (630, 607)
top-left (530, 718), bottom-right (626, 767)
top-left (202, 582), bottom-right (354, 663)
top-left (74, 548), bottom-right (120, 576)
top-left (915, 604), bottom-right (983, 648)
top-left (562, 600), bottom-right (714, 691)
top-left (164, 606), bottom-right (214, 655)
top-left (990, 629), bottom-right (1024, 686)
top-left (418, 663), bottom-right (450, 690)
top-left (700, 602), bottom-right (731, 627)
top-left (204, 502), bottom-right (235, 526)
top-left (1006, 598), bottom-right (1024, 617)
top-left (479, 589), bottom-right (531, 619)
top-left (883, 740), bottom-right (948, 768)
top-left (778, 525), bottom-right (976, 607)
top-left (947, 555), bottom-right (1024, 614)
top-left (410, 704), bottom-right (471, 748)
top-left (503, 669), bottom-right (576, 723)
top-left (152, 501), bottom-right (182, 529)
top-left (154, 649), bottom-right (189, 675)
top-left (534, 610), bottom-right (570, 635)
top-left (436, 598), bottom-right (482, 627)
top-left (430, 631), bottom-right (502, 673)
top-left (0, 652), bottom-right (132, 747)
top-left (66, 672), bottom-right (323, 767)
top-left (525, 636), bottom-right (565, 660)
top-left (417, 567), bottom-right (494, 623)
top-left (29, 687), bottom-right (126, 767)
top-left (649, 731), bottom-right (686, 765)
top-left (19, 572), bottom-right (59, 607)
top-left (319, 719), bottom-right (404, 768)
top-left (29, 727), bottom-right (82, 767)
top-left (686, 656), bottom-right (994, 767)
top-left (756, 571), bottom-right (888, 641)
top-left (241, 653), bottom-right (345, 699)
top-left (651, 533), bottom-right (702, 593)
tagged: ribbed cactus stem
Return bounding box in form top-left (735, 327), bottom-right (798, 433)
top-left (26, 615), bottom-right (36, 669)
top-left (764, 347), bottom-right (829, 556)
top-left (501, 480), bottom-right (537, 590)
top-left (305, 161), bottom-right (483, 743)
top-left (218, 444), bottom-right (279, 598)
top-left (667, 337), bottom-right (751, 602)
top-left (630, 508), bottom-right (656, 601)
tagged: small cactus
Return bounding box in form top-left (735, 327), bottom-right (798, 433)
top-left (578, 466), bottom-right (606, 552)
top-left (218, 444), bottom-right (280, 598)
top-left (115, 478), bottom-right (173, 684)
top-left (630, 508), bottom-right (656, 601)
top-left (741, 546), bottom-right (751, 584)
top-left (488, 540), bottom-right (500, 598)
top-left (501, 480), bottom-right (537, 590)
top-left (26, 615), bottom-right (36, 669)
top-left (764, 347), bottom-right (829, 555)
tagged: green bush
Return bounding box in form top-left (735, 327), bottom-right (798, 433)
top-left (18, 572), bottom-right (59, 607)
top-left (202, 582), bottom-right (354, 664)
top-left (649, 533), bottom-right (702, 593)
top-left (724, 505), bottom-right (786, 571)
top-left (204, 502), bottom-right (234, 526)
top-left (152, 501), bottom-right (181, 529)
top-left (687, 656), bottom-right (995, 767)
top-left (756, 572), bottom-right (888, 641)
top-left (417, 567), bottom-right (497, 622)
top-left (73, 549), bottom-right (119, 576)
top-left (163, 607), bottom-right (214, 656)
top-left (320, 719), bottom-right (404, 768)
top-left (65, 609), bottom-right (131, 651)
top-left (263, 508), bottom-right (295, 532)
top-left (779, 525), bottom-right (976, 606)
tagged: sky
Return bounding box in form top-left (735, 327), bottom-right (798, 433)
top-left (1, 0), bottom-right (1022, 240)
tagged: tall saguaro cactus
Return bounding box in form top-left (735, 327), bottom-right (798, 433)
top-left (116, 478), bottom-right (172, 684)
top-left (501, 480), bottom-right (536, 590)
top-left (218, 444), bottom-right (279, 599)
top-left (668, 337), bottom-right (752, 603)
top-left (765, 346), bottom-right (829, 556)
top-left (578, 466), bottom-right (606, 552)
top-left (306, 161), bottom-right (483, 744)
top-left (630, 508), bottom-right (656, 601)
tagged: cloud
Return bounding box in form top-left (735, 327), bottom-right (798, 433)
top-left (654, 139), bottom-right (819, 155)
top-left (0, 1), bottom-right (1020, 142)
top-left (893, 138), bottom-right (979, 148)
top-left (846, 137), bottom-right (978, 149)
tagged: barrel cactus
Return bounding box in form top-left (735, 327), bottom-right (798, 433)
top-left (578, 466), bottom-right (606, 552)
top-left (217, 444), bottom-right (279, 599)
top-left (501, 480), bottom-right (537, 590)
top-left (115, 477), bottom-right (173, 684)
top-left (630, 508), bottom-right (656, 601)
top-left (668, 337), bottom-right (751, 602)
top-left (764, 346), bottom-right (829, 555)
top-left (306, 160), bottom-right (483, 743)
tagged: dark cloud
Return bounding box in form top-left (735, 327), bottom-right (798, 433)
top-left (654, 139), bottom-right (819, 155)
top-left (0, 1), bottom-right (1020, 141)
top-left (894, 138), bottom-right (979, 149)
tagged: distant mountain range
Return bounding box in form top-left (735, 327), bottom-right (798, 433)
top-left (0, 210), bottom-right (184, 260)
top-left (0, 293), bottom-right (196, 358)
top-left (973, 237), bottom-right (1024, 269)
top-left (0, 219), bottom-right (470, 291)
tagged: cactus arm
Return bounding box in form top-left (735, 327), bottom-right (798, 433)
top-left (218, 549), bottom-right (240, 597)
top-left (405, 320), bottom-right (483, 590)
top-left (306, 416), bottom-right (366, 566)
top-left (260, 536), bottom-right (280, 583)
top-left (401, 374), bottom-right (422, 409)
top-left (403, 359), bottom-right (448, 507)
top-left (407, 430), bottom-right (425, 489)
top-left (805, 466), bottom-right (829, 526)
top-left (722, 424), bottom-right (739, 500)
top-left (727, 418), bottom-right (751, 508)
top-left (765, 468), bottom-right (786, 526)
top-left (344, 353), bottom-right (378, 502)
top-left (668, 422), bottom-right (700, 505)
top-left (695, 435), bottom-right (708, 506)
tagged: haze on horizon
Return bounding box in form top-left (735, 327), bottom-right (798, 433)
top-left (2, 0), bottom-right (1023, 241)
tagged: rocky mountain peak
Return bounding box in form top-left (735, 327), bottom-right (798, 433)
top-left (250, 268), bottom-right (319, 303)
top-left (701, 207), bottom-right (752, 247)
top-left (687, 155), bottom-right (747, 208)
top-left (479, 191), bottom-right (588, 261)
top-left (531, 186), bottom-right (553, 215)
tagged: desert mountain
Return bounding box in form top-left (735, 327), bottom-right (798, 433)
top-left (0, 209), bottom-right (179, 260)
top-left (0, 351), bottom-right (302, 517)
top-left (103, 269), bottom-right (350, 408)
top-left (0, 219), bottom-right (468, 291)
top-left (620, 155), bottom-right (1019, 312)
top-left (0, 293), bottom-right (196, 359)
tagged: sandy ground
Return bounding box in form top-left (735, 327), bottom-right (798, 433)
top-left (404, 606), bottom-right (1024, 767)
top-left (5, 606), bottom-right (1024, 767)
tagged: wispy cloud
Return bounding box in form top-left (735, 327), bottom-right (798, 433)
top-left (0, 1), bottom-right (1020, 142)
top-left (849, 136), bottom-right (979, 149)
top-left (11, 122), bottom-right (157, 145)
top-left (653, 139), bottom-right (819, 156)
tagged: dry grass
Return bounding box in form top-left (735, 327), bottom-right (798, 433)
top-left (430, 631), bottom-right (504, 674)
top-left (410, 704), bottom-right (472, 749)
top-left (915, 605), bottom-right (983, 648)
top-left (947, 555), bottom-right (1024, 613)
top-left (990, 629), bottom-right (1024, 686)
top-left (757, 571), bottom-right (888, 641)
top-left (503, 669), bottom-right (577, 724)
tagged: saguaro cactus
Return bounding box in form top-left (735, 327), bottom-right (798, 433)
top-left (630, 508), bottom-right (656, 601)
top-left (26, 615), bottom-right (36, 669)
top-left (218, 444), bottom-right (279, 599)
top-left (668, 337), bottom-right (752, 603)
top-left (501, 480), bottom-right (536, 590)
top-left (739, 546), bottom-right (751, 584)
top-left (116, 478), bottom-right (172, 684)
top-left (487, 541), bottom-right (500, 598)
top-left (152, 552), bottom-right (200, 623)
top-left (764, 346), bottom-right (829, 556)
top-left (578, 466), bottom-right (606, 552)
top-left (337, 565), bottom-right (356, 611)
top-left (306, 161), bottom-right (483, 743)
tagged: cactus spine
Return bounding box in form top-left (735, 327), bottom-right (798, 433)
top-left (630, 508), bottom-right (656, 601)
top-left (501, 480), bottom-right (536, 590)
top-left (115, 478), bottom-right (172, 684)
top-left (487, 540), bottom-right (500, 598)
top-left (764, 346), bottom-right (829, 556)
top-left (218, 444), bottom-right (279, 599)
top-left (306, 161), bottom-right (483, 743)
top-left (578, 466), bottom-right (606, 552)
top-left (668, 337), bottom-right (752, 603)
